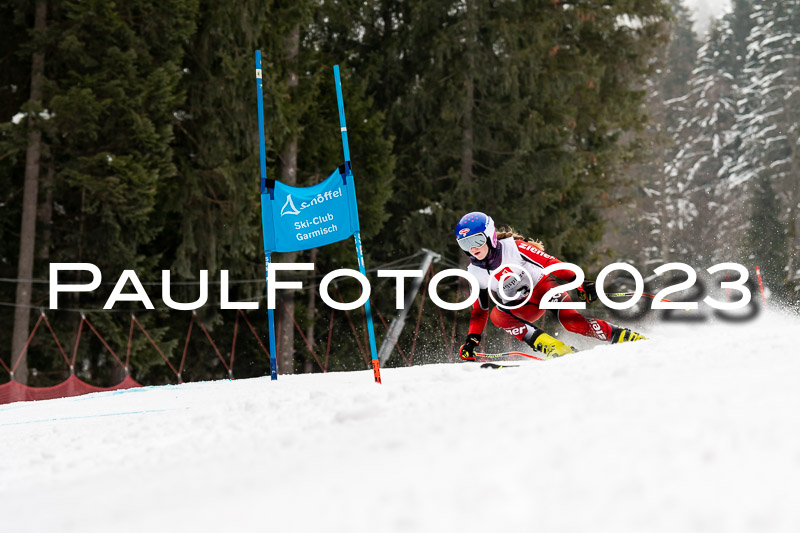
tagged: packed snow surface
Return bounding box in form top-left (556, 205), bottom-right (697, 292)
top-left (2, 310), bottom-right (799, 533)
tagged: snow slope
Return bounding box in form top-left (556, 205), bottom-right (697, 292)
top-left (2, 310), bottom-right (799, 533)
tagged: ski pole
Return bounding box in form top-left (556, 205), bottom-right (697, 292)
top-left (581, 280), bottom-right (673, 303)
top-left (605, 291), bottom-right (673, 303)
top-left (475, 351), bottom-right (545, 362)
top-left (605, 291), bottom-right (696, 311)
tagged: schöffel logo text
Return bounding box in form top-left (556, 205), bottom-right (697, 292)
top-left (280, 188), bottom-right (343, 217)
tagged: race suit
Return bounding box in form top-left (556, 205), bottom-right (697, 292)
top-left (466, 238), bottom-right (613, 342)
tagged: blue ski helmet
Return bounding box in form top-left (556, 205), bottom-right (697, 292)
top-left (455, 212), bottom-right (497, 252)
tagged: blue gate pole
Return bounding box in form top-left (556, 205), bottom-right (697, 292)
top-left (264, 252), bottom-right (278, 381)
top-left (256, 50), bottom-right (278, 380)
top-left (333, 65), bottom-right (382, 384)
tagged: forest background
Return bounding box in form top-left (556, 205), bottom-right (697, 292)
top-left (1, 0), bottom-right (797, 386)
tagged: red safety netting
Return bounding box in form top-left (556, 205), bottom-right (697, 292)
top-left (1, 262), bottom-right (458, 404)
top-left (0, 374), bottom-right (140, 405)
top-left (1, 309), bottom-right (272, 406)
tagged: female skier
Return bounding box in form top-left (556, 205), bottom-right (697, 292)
top-left (455, 212), bottom-right (646, 361)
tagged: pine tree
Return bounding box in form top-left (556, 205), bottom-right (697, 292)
top-left (605, 0), bottom-right (700, 269)
top-left (735, 0), bottom-right (800, 292)
top-left (147, 0), bottom-right (271, 381)
top-left (0, 4), bottom-right (29, 361)
top-left (165, 0), bottom-right (267, 282)
top-left (1, 0), bottom-right (48, 384)
top-left (25, 0), bottom-right (197, 385)
top-left (348, 0), bottom-right (673, 266)
top-left (291, 1), bottom-right (396, 372)
top-left (748, 173), bottom-right (787, 295)
top-left (663, 12), bottom-right (748, 264)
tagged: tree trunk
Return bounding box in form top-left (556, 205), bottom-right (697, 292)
top-left (786, 125), bottom-right (799, 284)
top-left (657, 168), bottom-right (670, 263)
top-left (461, 0), bottom-right (475, 186)
top-left (303, 248), bottom-right (318, 373)
top-left (277, 25), bottom-right (300, 375)
top-left (38, 155), bottom-right (54, 260)
top-left (461, 72), bottom-right (474, 185)
top-left (10, 0), bottom-right (47, 385)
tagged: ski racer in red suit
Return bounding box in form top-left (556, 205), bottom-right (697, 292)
top-left (455, 212), bottom-right (646, 361)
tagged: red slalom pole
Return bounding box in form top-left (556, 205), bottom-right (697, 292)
top-left (755, 265), bottom-right (767, 305)
top-left (726, 273), bottom-right (731, 301)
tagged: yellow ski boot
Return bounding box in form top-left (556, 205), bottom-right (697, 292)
top-left (527, 331), bottom-right (578, 360)
top-left (610, 327), bottom-right (647, 344)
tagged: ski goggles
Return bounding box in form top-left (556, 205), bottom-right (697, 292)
top-left (457, 232), bottom-right (488, 251)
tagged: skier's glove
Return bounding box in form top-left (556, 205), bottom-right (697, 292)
top-left (577, 281), bottom-right (598, 304)
top-left (459, 333), bottom-right (481, 361)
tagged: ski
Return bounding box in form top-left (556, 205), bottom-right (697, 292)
top-left (475, 350), bottom-right (545, 362)
top-left (480, 362), bottom-right (519, 369)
